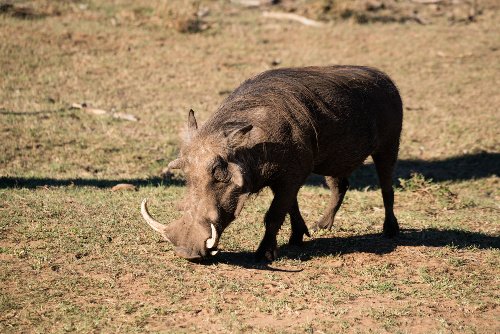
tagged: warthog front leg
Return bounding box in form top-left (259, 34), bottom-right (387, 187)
top-left (256, 184), bottom-right (301, 261)
top-left (288, 198), bottom-right (310, 246)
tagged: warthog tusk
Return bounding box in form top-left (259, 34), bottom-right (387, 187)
top-left (206, 223), bottom-right (218, 249)
top-left (210, 250), bottom-right (219, 256)
top-left (141, 198), bottom-right (171, 243)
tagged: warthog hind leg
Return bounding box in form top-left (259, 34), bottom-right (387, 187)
top-left (372, 146), bottom-right (399, 237)
top-left (311, 176), bottom-right (349, 231)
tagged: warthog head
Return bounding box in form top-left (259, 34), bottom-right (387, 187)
top-left (141, 109), bottom-right (260, 260)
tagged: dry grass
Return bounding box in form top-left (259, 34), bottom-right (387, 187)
top-left (1, 0), bottom-right (499, 333)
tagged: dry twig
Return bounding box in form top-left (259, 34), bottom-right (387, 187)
top-left (70, 103), bottom-right (138, 122)
top-left (262, 11), bottom-right (324, 27)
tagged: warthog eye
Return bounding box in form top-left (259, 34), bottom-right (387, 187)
top-left (211, 156), bottom-right (231, 183)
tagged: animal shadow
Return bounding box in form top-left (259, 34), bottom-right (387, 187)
top-left (0, 176), bottom-right (185, 189)
top-left (1, 152), bottom-right (497, 190)
top-left (282, 228), bottom-right (500, 261)
top-left (214, 228), bottom-right (499, 269)
top-left (306, 152), bottom-right (499, 189)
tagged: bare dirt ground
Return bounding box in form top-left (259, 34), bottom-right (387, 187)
top-left (1, 0), bottom-right (499, 333)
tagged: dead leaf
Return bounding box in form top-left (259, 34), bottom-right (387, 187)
top-left (70, 103), bottom-right (84, 109)
top-left (111, 183), bottom-right (137, 191)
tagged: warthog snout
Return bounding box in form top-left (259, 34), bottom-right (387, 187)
top-left (141, 199), bottom-right (219, 260)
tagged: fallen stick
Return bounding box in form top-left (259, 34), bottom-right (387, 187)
top-left (231, 0), bottom-right (278, 7)
top-left (410, 0), bottom-right (445, 4)
top-left (231, 0), bottom-right (264, 7)
top-left (262, 11), bottom-right (324, 27)
top-left (70, 103), bottom-right (138, 122)
top-left (112, 112), bottom-right (139, 122)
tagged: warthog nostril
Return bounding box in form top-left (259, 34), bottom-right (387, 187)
top-left (174, 247), bottom-right (202, 260)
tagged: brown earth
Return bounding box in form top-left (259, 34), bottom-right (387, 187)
top-left (0, 0), bottom-right (499, 333)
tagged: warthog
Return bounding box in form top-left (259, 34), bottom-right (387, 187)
top-left (141, 65), bottom-right (403, 261)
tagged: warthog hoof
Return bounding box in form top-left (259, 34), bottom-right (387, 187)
top-left (383, 217), bottom-right (399, 238)
top-left (255, 245), bottom-right (278, 262)
top-left (309, 219), bottom-right (334, 232)
top-left (288, 226), bottom-right (311, 246)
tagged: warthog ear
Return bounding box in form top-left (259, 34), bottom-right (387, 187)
top-left (226, 124), bottom-right (254, 148)
top-left (186, 109), bottom-right (198, 141)
top-left (226, 124), bottom-right (266, 150)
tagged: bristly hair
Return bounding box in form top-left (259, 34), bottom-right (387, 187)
top-left (198, 65), bottom-right (401, 156)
